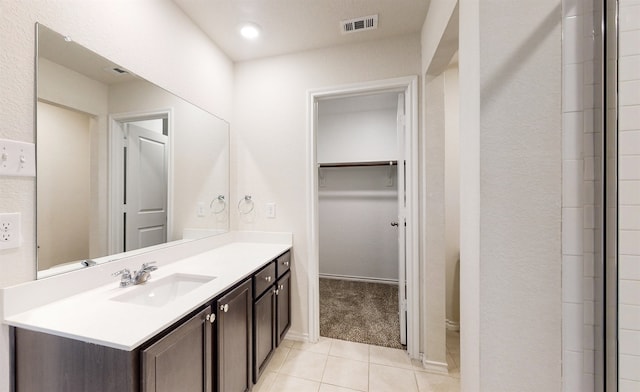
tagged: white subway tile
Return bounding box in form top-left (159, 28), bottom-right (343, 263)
top-left (620, 280), bottom-right (640, 305)
top-left (620, 206), bottom-right (640, 230)
top-left (620, 230), bottom-right (640, 255)
top-left (563, 64), bottom-right (585, 112)
top-left (620, 5), bottom-right (640, 31)
top-left (620, 379), bottom-right (640, 392)
top-left (563, 112), bottom-right (584, 159)
top-left (563, 160), bottom-right (584, 207)
top-left (563, 350), bottom-right (584, 391)
top-left (583, 277), bottom-right (595, 301)
top-left (582, 373), bottom-right (595, 392)
top-left (619, 106), bottom-right (640, 131)
top-left (620, 255), bottom-right (640, 280)
top-left (619, 304), bottom-right (640, 329)
top-left (584, 181), bottom-right (595, 205)
top-left (619, 156), bottom-right (640, 180)
top-left (563, 255), bottom-right (584, 303)
top-left (563, 15), bottom-right (584, 64)
top-left (619, 130), bottom-right (640, 156)
top-left (583, 131), bottom-right (595, 157)
top-left (564, 303), bottom-right (585, 351)
top-left (619, 55), bottom-right (640, 82)
top-left (584, 300), bottom-right (595, 324)
top-left (620, 30), bottom-right (640, 57)
top-left (584, 252), bottom-right (595, 277)
top-left (584, 205), bottom-right (595, 229)
top-left (584, 228), bottom-right (595, 252)
top-left (619, 354), bottom-right (640, 381)
top-left (584, 109), bottom-right (595, 133)
top-left (620, 81), bottom-right (640, 106)
top-left (583, 324), bottom-right (595, 350)
top-left (619, 181), bottom-right (640, 205)
top-left (620, 330), bottom-right (640, 356)
top-left (583, 83), bottom-right (595, 109)
top-left (583, 60), bottom-right (594, 85)
top-left (563, 208), bottom-right (585, 254)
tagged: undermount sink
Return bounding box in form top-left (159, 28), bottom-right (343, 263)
top-left (111, 273), bottom-right (216, 307)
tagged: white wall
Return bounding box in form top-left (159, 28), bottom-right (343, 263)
top-left (0, 1), bottom-right (234, 390)
top-left (444, 64), bottom-right (460, 327)
top-left (459, 1), bottom-right (562, 391)
top-left (618, 0), bottom-right (640, 390)
top-left (319, 167), bottom-right (398, 282)
top-left (232, 34), bottom-right (421, 340)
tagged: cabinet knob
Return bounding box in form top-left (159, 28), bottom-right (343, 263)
top-left (264, 276), bottom-right (272, 283)
top-left (274, 288), bottom-right (279, 295)
top-left (283, 261), bottom-right (290, 267)
top-left (205, 314), bottom-right (216, 324)
top-left (220, 304), bottom-right (229, 313)
top-left (279, 284), bottom-right (284, 290)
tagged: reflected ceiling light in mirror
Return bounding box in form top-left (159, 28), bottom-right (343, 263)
top-left (239, 22), bottom-right (261, 40)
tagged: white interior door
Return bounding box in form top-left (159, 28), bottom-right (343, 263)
top-left (125, 123), bottom-right (168, 251)
top-left (397, 92), bottom-right (407, 345)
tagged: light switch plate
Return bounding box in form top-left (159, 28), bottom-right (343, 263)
top-left (0, 139), bottom-right (36, 177)
top-left (0, 212), bottom-right (21, 250)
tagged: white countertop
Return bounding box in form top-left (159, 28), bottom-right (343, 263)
top-left (2, 234), bottom-right (291, 351)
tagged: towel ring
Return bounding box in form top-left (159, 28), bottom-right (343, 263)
top-left (238, 195), bottom-right (254, 214)
top-left (210, 195), bottom-right (226, 214)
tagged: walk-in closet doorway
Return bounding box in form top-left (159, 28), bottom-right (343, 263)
top-left (307, 76), bottom-right (419, 358)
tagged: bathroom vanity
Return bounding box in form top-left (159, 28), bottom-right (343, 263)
top-left (2, 232), bottom-right (292, 392)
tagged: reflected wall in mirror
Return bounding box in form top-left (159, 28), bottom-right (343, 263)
top-left (36, 23), bottom-right (230, 277)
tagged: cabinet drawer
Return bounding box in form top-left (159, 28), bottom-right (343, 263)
top-left (276, 251), bottom-right (291, 278)
top-left (254, 262), bottom-right (276, 297)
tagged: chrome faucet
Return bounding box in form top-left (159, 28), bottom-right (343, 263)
top-left (112, 262), bottom-right (158, 287)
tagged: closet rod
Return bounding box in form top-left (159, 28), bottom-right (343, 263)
top-left (318, 160), bottom-right (397, 168)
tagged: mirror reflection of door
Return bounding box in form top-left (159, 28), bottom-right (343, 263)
top-left (117, 118), bottom-right (169, 252)
top-left (36, 101), bottom-right (94, 269)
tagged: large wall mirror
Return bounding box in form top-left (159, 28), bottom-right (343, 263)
top-left (36, 23), bottom-right (230, 278)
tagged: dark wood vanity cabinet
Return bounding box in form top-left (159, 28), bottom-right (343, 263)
top-left (252, 251), bottom-right (292, 383)
top-left (12, 250), bottom-right (291, 392)
top-left (142, 307), bottom-right (214, 392)
top-left (216, 279), bottom-right (253, 392)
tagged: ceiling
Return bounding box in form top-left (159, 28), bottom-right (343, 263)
top-left (173, 0), bottom-right (431, 62)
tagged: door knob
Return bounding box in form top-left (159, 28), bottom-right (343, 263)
top-left (220, 304), bottom-right (229, 313)
top-left (390, 222), bottom-right (399, 227)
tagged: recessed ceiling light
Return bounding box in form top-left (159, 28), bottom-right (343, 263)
top-left (239, 23), bottom-right (261, 40)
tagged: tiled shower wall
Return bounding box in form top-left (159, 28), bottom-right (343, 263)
top-left (561, 0), bottom-right (602, 390)
top-left (618, 0), bottom-right (640, 390)
top-left (563, 0), bottom-right (640, 391)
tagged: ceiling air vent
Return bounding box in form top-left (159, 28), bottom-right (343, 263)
top-left (341, 14), bottom-right (378, 34)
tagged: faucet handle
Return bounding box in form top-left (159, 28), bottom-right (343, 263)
top-left (142, 261), bottom-right (158, 271)
top-left (112, 268), bottom-right (131, 277)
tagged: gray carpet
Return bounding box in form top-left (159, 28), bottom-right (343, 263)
top-left (319, 278), bottom-right (403, 349)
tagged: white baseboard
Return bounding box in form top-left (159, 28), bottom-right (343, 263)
top-left (422, 358), bottom-right (450, 375)
top-left (319, 273), bottom-right (398, 285)
top-left (446, 319), bottom-right (460, 331)
top-left (282, 330), bottom-right (309, 343)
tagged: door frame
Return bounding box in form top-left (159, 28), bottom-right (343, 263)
top-left (306, 76), bottom-right (420, 358)
top-left (108, 109), bottom-right (174, 255)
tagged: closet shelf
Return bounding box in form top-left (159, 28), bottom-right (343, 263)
top-left (318, 160), bottom-right (397, 168)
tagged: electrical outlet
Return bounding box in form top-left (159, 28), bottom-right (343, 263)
top-left (265, 203), bottom-right (276, 219)
top-left (0, 212), bottom-right (21, 250)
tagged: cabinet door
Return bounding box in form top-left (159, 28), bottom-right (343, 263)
top-left (276, 271), bottom-right (291, 345)
top-left (253, 287), bottom-right (276, 383)
top-left (217, 279), bottom-right (252, 392)
top-left (142, 307), bottom-right (213, 392)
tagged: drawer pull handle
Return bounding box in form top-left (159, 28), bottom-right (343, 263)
top-left (205, 314), bottom-right (216, 324)
top-left (220, 304), bottom-right (229, 313)
top-left (264, 276), bottom-right (272, 283)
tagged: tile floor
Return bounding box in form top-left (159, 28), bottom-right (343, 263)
top-left (253, 331), bottom-right (460, 392)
